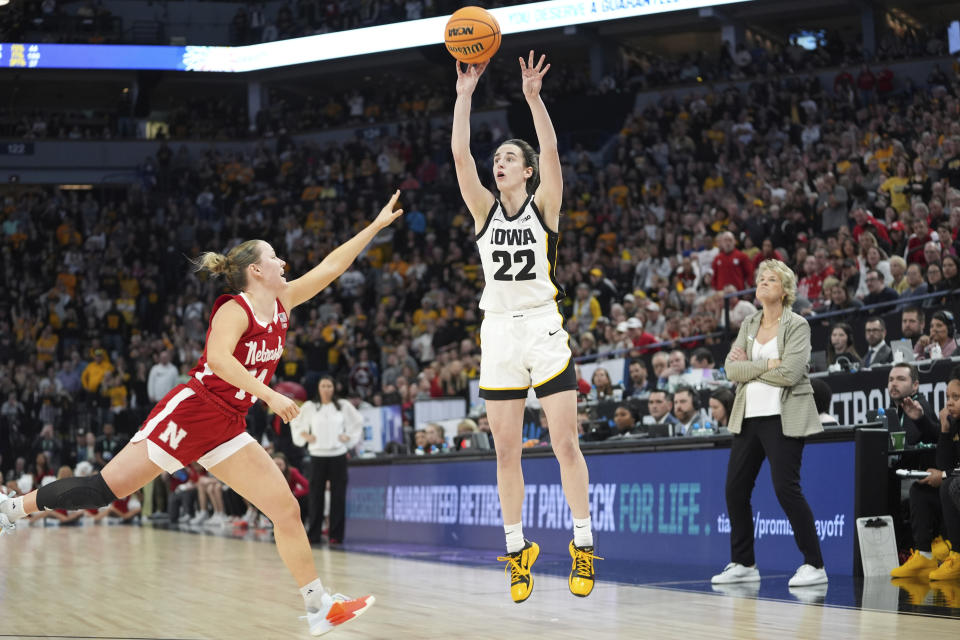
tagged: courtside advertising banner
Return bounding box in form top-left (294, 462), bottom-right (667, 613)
top-left (347, 440), bottom-right (855, 573)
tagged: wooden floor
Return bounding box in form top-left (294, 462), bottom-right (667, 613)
top-left (0, 525), bottom-right (956, 640)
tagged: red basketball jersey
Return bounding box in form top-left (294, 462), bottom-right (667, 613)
top-left (189, 293), bottom-right (289, 414)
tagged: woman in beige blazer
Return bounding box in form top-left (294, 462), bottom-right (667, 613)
top-left (711, 260), bottom-right (828, 589)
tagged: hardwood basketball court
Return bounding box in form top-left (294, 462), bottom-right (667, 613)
top-left (0, 524), bottom-right (957, 639)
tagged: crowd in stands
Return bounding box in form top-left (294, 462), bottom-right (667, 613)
top-left (2, 32), bottom-right (960, 491)
top-left (1, 6), bottom-right (953, 142)
top-left (0, 0), bottom-right (119, 44)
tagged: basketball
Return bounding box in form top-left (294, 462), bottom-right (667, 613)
top-left (444, 6), bottom-right (501, 64)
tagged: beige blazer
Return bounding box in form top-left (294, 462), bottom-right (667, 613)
top-left (724, 308), bottom-right (823, 438)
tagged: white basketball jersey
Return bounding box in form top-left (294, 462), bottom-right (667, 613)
top-left (476, 195), bottom-right (564, 313)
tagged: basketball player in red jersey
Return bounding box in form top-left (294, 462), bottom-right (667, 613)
top-left (0, 190), bottom-right (404, 637)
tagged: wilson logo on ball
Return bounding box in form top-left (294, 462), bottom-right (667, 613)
top-left (444, 6), bottom-right (501, 64)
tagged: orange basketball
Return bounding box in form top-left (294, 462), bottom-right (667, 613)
top-left (444, 6), bottom-right (501, 64)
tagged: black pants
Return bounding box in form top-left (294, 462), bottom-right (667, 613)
top-left (942, 476), bottom-right (960, 550)
top-left (726, 415), bottom-right (824, 568)
top-left (908, 481), bottom-right (943, 551)
top-left (308, 454), bottom-right (348, 543)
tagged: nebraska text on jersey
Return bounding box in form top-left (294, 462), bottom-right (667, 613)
top-left (243, 338), bottom-right (284, 366)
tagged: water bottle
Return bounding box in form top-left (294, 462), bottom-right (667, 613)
top-left (415, 446), bottom-right (425, 456)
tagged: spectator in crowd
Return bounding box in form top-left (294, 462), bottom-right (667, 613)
top-left (571, 283), bottom-right (601, 331)
top-left (708, 387), bottom-right (734, 433)
top-left (827, 322), bottom-right (862, 369)
top-left (887, 363), bottom-right (939, 446)
top-left (423, 422), bottom-right (447, 455)
top-left (862, 317), bottom-right (893, 368)
top-left (643, 301), bottom-right (665, 337)
top-left (923, 262), bottom-right (946, 308)
top-left (672, 386), bottom-right (711, 436)
top-left (624, 360), bottom-right (652, 399)
top-left (587, 367), bottom-right (621, 403)
top-left (901, 307), bottom-right (926, 345)
top-left (666, 350), bottom-right (689, 378)
top-left (914, 310), bottom-right (958, 360)
top-left (291, 375), bottom-right (364, 545)
top-left (273, 451), bottom-right (309, 518)
top-left (712, 232), bottom-right (754, 292)
top-left (646, 390), bottom-right (679, 431)
top-left (96, 422), bottom-right (125, 466)
top-left (900, 264), bottom-right (929, 304)
top-left (80, 348), bottom-right (113, 399)
top-left (166, 464), bottom-right (201, 525)
top-left (607, 404), bottom-right (641, 440)
top-left (147, 351), bottom-right (179, 403)
top-left (862, 269), bottom-right (899, 312)
top-left (31, 424), bottom-right (62, 470)
top-left (690, 348), bottom-right (715, 369)
top-left (889, 256), bottom-right (908, 295)
top-left (650, 352), bottom-right (670, 388)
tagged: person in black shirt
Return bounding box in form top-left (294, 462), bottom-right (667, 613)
top-left (890, 366), bottom-right (960, 579)
top-left (887, 363), bottom-right (939, 445)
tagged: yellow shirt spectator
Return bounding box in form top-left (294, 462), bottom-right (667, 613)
top-left (82, 352), bottom-right (114, 393)
top-left (879, 176), bottom-right (909, 213)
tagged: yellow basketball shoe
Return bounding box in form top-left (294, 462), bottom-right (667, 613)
top-left (890, 578), bottom-right (931, 605)
top-left (497, 540), bottom-right (539, 603)
top-left (929, 551), bottom-right (960, 581)
top-left (569, 541), bottom-right (603, 597)
top-left (890, 550), bottom-right (938, 579)
top-left (932, 536), bottom-right (952, 563)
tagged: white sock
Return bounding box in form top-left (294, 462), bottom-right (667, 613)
top-left (573, 516), bottom-right (593, 548)
top-left (1, 496), bottom-right (26, 522)
top-left (919, 550), bottom-right (933, 559)
top-left (300, 578), bottom-right (326, 613)
top-left (504, 522), bottom-right (525, 553)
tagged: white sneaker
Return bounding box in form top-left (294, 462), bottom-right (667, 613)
top-left (0, 492), bottom-right (17, 535)
top-left (243, 509), bottom-right (258, 526)
top-left (257, 514), bottom-right (274, 529)
top-left (711, 562), bottom-right (760, 584)
top-left (789, 583), bottom-right (829, 603)
top-left (303, 592), bottom-right (375, 636)
top-left (204, 513), bottom-right (226, 528)
top-left (189, 511), bottom-right (210, 526)
top-left (788, 564), bottom-right (828, 587)
top-left (711, 581), bottom-right (761, 598)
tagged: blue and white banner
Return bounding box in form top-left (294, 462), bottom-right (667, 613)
top-left (0, 0), bottom-right (755, 71)
top-left (347, 440), bottom-right (855, 573)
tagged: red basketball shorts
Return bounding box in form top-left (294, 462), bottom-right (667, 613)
top-left (131, 379), bottom-right (254, 473)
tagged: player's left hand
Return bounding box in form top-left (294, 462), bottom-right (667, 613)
top-left (374, 190), bottom-right (404, 229)
top-left (519, 50), bottom-right (550, 99)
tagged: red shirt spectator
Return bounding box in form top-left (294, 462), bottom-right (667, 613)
top-left (906, 219), bottom-right (933, 266)
top-left (851, 208), bottom-right (890, 246)
top-left (287, 466), bottom-right (309, 499)
top-left (857, 67), bottom-right (876, 91)
top-left (711, 233), bottom-right (754, 291)
top-left (876, 69), bottom-right (894, 94)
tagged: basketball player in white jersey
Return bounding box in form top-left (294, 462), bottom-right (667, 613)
top-left (452, 51), bottom-right (599, 603)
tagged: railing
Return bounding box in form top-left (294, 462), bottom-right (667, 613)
top-left (573, 285), bottom-right (960, 366)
